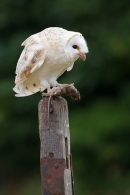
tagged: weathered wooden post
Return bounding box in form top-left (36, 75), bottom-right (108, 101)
top-left (38, 96), bottom-right (74, 195)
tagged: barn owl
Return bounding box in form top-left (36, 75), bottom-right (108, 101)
top-left (13, 27), bottom-right (89, 97)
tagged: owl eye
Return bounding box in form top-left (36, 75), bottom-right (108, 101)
top-left (72, 45), bottom-right (78, 49)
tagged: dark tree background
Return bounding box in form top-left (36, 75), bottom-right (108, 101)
top-left (0, 0), bottom-right (130, 195)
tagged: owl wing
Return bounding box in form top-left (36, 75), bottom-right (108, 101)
top-left (15, 34), bottom-right (46, 84)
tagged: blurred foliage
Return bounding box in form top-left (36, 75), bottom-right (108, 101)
top-left (0, 0), bottom-right (130, 195)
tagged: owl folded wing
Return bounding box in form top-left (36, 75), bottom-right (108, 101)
top-left (15, 34), bottom-right (46, 84)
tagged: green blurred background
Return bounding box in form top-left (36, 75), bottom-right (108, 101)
top-left (0, 0), bottom-right (130, 194)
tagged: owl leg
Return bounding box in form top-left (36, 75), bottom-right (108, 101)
top-left (49, 77), bottom-right (63, 93)
top-left (49, 77), bottom-right (58, 87)
top-left (40, 79), bottom-right (51, 93)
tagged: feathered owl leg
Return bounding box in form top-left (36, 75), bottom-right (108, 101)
top-left (49, 77), bottom-right (63, 88)
top-left (49, 77), bottom-right (58, 87)
top-left (40, 79), bottom-right (51, 93)
top-left (49, 77), bottom-right (63, 93)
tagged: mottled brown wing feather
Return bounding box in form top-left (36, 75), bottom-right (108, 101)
top-left (15, 34), bottom-right (45, 84)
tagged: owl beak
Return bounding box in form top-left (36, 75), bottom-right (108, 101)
top-left (78, 52), bottom-right (86, 61)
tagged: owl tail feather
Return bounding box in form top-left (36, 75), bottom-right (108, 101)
top-left (13, 83), bottom-right (41, 97)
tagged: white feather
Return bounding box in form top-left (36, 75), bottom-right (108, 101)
top-left (67, 63), bottom-right (74, 71)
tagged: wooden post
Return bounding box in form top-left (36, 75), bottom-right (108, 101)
top-left (38, 96), bottom-right (74, 195)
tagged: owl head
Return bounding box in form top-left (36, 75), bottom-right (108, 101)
top-left (66, 34), bottom-right (89, 62)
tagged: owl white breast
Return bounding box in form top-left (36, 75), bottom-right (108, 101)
top-left (13, 27), bottom-right (89, 97)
